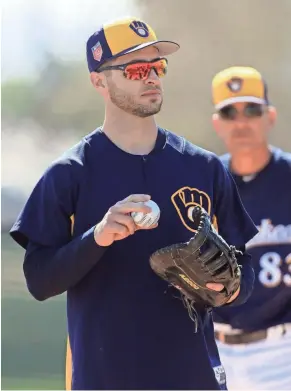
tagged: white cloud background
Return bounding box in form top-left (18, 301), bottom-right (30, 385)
top-left (1, 0), bottom-right (142, 80)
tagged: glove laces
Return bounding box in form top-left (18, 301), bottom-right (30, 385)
top-left (182, 295), bottom-right (199, 333)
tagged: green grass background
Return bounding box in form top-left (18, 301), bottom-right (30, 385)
top-left (1, 233), bottom-right (67, 390)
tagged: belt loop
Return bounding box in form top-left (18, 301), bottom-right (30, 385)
top-left (220, 332), bottom-right (225, 343)
top-left (282, 324), bottom-right (286, 336)
top-left (215, 332), bottom-right (225, 343)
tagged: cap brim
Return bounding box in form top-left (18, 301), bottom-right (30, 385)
top-left (93, 40), bottom-right (180, 72)
top-left (215, 96), bottom-right (266, 110)
top-left (119, 40), bottom-right (180, 57)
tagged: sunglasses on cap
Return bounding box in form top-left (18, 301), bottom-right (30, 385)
top-left (218, 103), bottom-right (266, 120)
top-left (96, 57), bottom-right (168, 80)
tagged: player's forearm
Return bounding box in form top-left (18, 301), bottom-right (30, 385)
top-left (226, 251), bottom-right (255, 307)
top-left (23, 226), bottom-right (106, 301)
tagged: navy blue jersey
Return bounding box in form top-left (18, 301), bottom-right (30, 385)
top-left (213, 147), bottom-right (291, 331)
top-left (10, 127), bottom-right (257, 390)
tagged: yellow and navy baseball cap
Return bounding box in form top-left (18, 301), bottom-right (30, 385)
top-left (212, 66), bottom-right (269, 110)
top-left (86, 17), bottom-right (180, 72)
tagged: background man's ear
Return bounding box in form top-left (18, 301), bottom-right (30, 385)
top-left (212, 113), bottom-right (223, 137)
top-left (268, 106), bottom-right (277, 127)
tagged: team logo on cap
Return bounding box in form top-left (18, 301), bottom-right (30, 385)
top-left (129, 21), bottom-right (150, 38)
top-left (227, 77), bottom-right (243, 92)
top-left (91, 41), bottom-right (103, 62)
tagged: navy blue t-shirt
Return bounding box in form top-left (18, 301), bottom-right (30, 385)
top-left (10, 127), bottom-right (258, 390)
top-left (213, 147), bottom-right (291, 331)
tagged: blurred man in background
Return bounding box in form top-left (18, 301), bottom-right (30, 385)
top-left (212, 66), bottom-right (291, 390)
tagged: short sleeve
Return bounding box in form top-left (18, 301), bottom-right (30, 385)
top-left (10, 160), bottom-right (79, 249)
top-left (212, 158), bottom-right (258, 247)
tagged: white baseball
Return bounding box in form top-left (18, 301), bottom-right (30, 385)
top-left (131, 200), bottom-right (160, 228)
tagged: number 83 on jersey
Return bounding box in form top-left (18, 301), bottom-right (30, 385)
top-left (259, 252), bottom-right (291, 288)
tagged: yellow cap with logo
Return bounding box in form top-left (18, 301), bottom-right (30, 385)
top-left (86, 17), bottom-right (180, 72)
top-left (212, 66), bottom-right (269, 110)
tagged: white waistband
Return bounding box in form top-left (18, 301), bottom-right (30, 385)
top-left (214, 322), bottom-right (291, 336)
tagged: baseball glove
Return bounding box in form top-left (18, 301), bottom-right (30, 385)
top-left (149, 205), bottom-right (242, 309)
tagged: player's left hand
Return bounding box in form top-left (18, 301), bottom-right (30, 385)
top-left (206, 283), bottom-right (240, 303)
top-left (149, 205), bottom-right (242, 308)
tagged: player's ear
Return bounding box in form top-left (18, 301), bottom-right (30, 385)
top-left (267, 105), bottom-right (277, 127)
top-left (90, 72), bottom-right (107, 95)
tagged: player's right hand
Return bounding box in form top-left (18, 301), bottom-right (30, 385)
top-left (94, 194), bottom-right (156, 247)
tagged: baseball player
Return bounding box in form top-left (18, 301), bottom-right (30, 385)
top-left (212, 66), bottom-right (291, 390)
top-left (10, 18), bottom-right (258, 390)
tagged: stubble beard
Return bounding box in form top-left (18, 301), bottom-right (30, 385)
top-left (108, 84), bottom-right (163, 118)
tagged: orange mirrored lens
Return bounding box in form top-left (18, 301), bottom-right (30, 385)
top-left (124, 59), bottom-right (167, 80)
